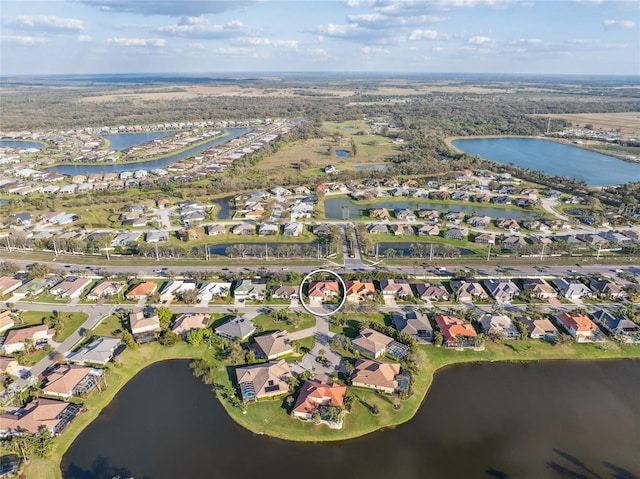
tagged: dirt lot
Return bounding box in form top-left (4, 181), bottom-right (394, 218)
top-left (539, 112), bottom-right (640, 136)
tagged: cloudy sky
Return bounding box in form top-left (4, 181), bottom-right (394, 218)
top-left (1, 0), bottom-right (639, 76)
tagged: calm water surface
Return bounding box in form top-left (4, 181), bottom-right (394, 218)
top-left (325, 197), bottom-right (538, 220)
top-left (0, 140), bottom-right (45, 150)
top-left (62, 359), bottom-right (640, 479)
top-left (101, 132), bottom-right (174, 150)
top-left (452, 137), bottom-right (640, 185)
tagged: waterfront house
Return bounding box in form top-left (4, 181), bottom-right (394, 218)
top-left (235, 360), bottom-right (291, 402)
top-left (444, 228), bottom-right (468, 241)
top-left (392, 310), bottom-right (433, 342)
top-left (283, 222), bottom-right (304, 237)
top-left (232, 223), bottom-right (256, 235)
top-left (215, 316), bottom-right (255, 341)
top-left (1, 324), bottom-right (55, 354)
top-left (146, 231), bottom-right (169, 243)
top-left (389, 224), bottom-right (414, 236)
top-left (351, 359), bottom-right (401, 394)
top-left (292, 380), bottom-right (347, 423)
top-left (434, 315), bottom-right (478, 348)
top-left (418, 224), bottom-right (440, 236)
top-left (42, 365), bottom-right (101, 400)
top-left (50, 277), bottom-right (92, 299)
top-left (414, 283), bottom-right (449, 301)
top-left (590, 310), bottom-right (640, 343)
top-left (206, 224), bottom-right (227, 236)
top-left (367, 223), bottom-right (389, 235)
top-left (479, 314), bottom-right (519, 339)
top-left (258, 222), bottom-right (279, 236)
top-left (518, 316), bottom-right (558, 341)
top-left (0, 399), bottom-right (79, 437)
top-left (352, 328), bottom-right (395, 358)
top-left (67, 337), bottom-right (122, 365)
top-left (125, 281), bottom-right (157, 300)
top-left (312, 223), bottom-right (332, 237)
top-left (129, 312), bottom-right (161, 342)
top-left (369, 208), bottom-right (390, 221)
top-left (171, 313), bottom-right (210, 337)
top-left (555, 312), bottom-right (601, 343)
top-left (253, 331), bottom-right (293, 360)
top-left (475, 233), bottom-right (496, 245)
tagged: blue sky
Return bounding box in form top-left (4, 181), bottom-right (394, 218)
top-left (1, 0), bottom-right (639, 75)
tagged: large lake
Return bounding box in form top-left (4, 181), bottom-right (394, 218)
top-left (101, 131), bottom-right (174, 150)
top-left (62, 359), bottom-right (640, 479)
top-left (0, 140), bottom-right (45, 150)
top-left (50, 128), bottom-right (252, 176)
top-left (452, 137), bottom-right (640, 186)
top-left (325, 197), bottom-right (539, 220)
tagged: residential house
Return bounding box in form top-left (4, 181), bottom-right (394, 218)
top-left (0, 399), bottom-right (79, 437)
top-left (521, 278), bottom-right (557, 299)
top-left (434, 315), bottom-right (479, 348)
top-left (351, 359), bottom-right (401, 394)
top-left (171, 313), bottom-right (210, 337)
top-left (232, 223), bottom-right (256, 235)
top-left (50, 277), bottom-right (92, 299)
top-left (0, 310), bottom-right (15, 334)
top-left (271, 285), bottom-right (298, 300)
top-left (367, 224), bottom-right (389, 235)
top-left (0, 356), bottom-right (18, 376)
top-left (418, 224), bottom-right (440, 236)
top-left (352, 328), bottom-right (395, 358)
top-left (41, 365), bottom-right (100, 400)
top-left (493, 195), bottom-right (511, 204)
top-left (0, 276), bottom-right (23, 296)
top-left (467, 216), bottom-right (491, 228)
top-left (1, 324), bottom-right (55, 354)
top-left (125, 281), bottom-right (157, 300)
top-left (283, 222), bottom-right (304, 237)
top-left (590, 310), bottom-right (640, 343)
top-left (87, 281), bottom-right (125, 300)
top-left (344, 280), bottom-right (376, 302)
top-left (233, 279), bottom-right (267, 301)
top-left (516, 198), bottom-right (535, 208)
top-left (198, 282), bottom-right (232, 302)
top-left (146, 231), bottom-right (169, 243)
top-left (589, 279), bottom-right (625, 299)
top-left (11, 277), bottom-right (59, 298)
top-left (475, 233), bottom-right (496, 245)
top-left (551, 279), bottom-right (592, 300)
top-left (312, 223), bottom-right (332, 237)
top-left (445, 228), bottom-right (469, 241)
top-left (369, 208), bottom-right (390, 221)
top-left (479, 314), bottom-right (519, 339)
top-left (414, 283), bottom-right (449, 301)
top-left (258, 222), bottom-right (279, 236)
top-left (215, 316), bottom-right (255, 341)
top-left (307, 281), bottom-right (340, 301)
top-left (67, 337), bottom-right (122, 365)
top-left (444, 211), bottom-right (465, 224)
top-left (206, 224), bottom-right (227, 236)
top-left (235, 360), bottom-right (291, 402)
top-left (390, 224), bottom-right (414, 236)
top-left (496, 218), bottom-right (520, 231)
top-left (482, 279), bottom-right (520, 302)
top-left (555, 312), bottom-right (601, 342)
top-left (395, 208), bottom-right (413, 220)
top-left (502, 235), bottom-right (528, 250)
top-left (449, 280), bottom-right (488, 302)
top-left (379, 279), bottom-right (413, 299)
top-left (129, 311), bottom-right (161, 341)
top-left (253, 331), bottom-right (293, 360)
top-left (292, 380), bottom-right (347, 422)
top-left (518, 316), bottom-right (558, 341)
top-left (418, 209), bottom-right (440, 221)
top-left (159, 280), bottom-right (197, 303)
top-left (10, 212), bottom-right (31, 225)
top-left (392, 310), bottom-right (433, 342)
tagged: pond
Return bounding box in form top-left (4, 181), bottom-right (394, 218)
top-left (451, 137), bottom-right (640, 186)
top-left (48, 128), bottom-right (253, 176)
top-left (0, 140), bottom-right (45, 150)
top-left (101, 131), bottom-right (175, 151)
top-left (207, 242), bottom-right (317, 256)
top-left (377, 241), bottom-right (475, 256)
top-left (325, 198), bottom-right (539, 220)
top-left (212, 195), bottom-right (234, 220)
top-left (335, 150), bottom-right (349, 158)
top-left (62, 359), bottom-right (640, 479)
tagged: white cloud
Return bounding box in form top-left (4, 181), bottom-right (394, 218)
top-left (235, 37), bottom-right (299, 49)
top-left (1, 35), bottom-right (49, 46)
top-left (361, 46), bottom-right (390, 54)
top-left (468, 35), bottom-right (494, 45)
top-left (154, 19), bottom-right (244, 39)
top-left (188, 42), bottom-right (205, 49)
top-left (603, 19), bottom-right (637, 29)
top-left (306, 48), bottom-right (332, 61)
top-left (409, 29), bottom-right (438, 40)
top-left (3, 15), bottom-right (85, 33)
top-left (508, 38), bottom-right (542, 45)
top-left (213, 46), bottom-right (255, 55)
top-left (108, 37), bottom-right (166, 47)
top-left (80, 0), bottom-right (259, 16)
top-left (78, 35), bottom-right (93, 42)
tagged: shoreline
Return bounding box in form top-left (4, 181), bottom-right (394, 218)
top-left (18, 340), bottom-right (640, 478)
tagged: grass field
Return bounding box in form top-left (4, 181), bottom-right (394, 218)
top-left (253, 312), bottom-right (316, 333)
top-left (538, 112), bottom-right (640, 136)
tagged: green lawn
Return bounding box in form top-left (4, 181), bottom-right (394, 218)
top-left (253, 313), bottom-right (316, 333)
top-left (54, 313), bottom-right (89, 342)
top-left (13, 311), bottom-right (48, 328)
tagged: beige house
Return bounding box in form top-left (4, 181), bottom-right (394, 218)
top-left (87, 281), bottom-right (125, 300)
top-left (235, 360), bottom-right (292, 402)
top-left (253, 331), bottom-right (293, 360)
top-left (42, 365), bottom-right (100, 400)
top-left (0, 398), bottom-right (78, 436)
top-left (351, 359), bottom-right (401, 394)
top-left (50, 277), bottom-right (93, 299)
top-left (351, 328), bottom-right (394, 359)
top-left (0, 310), bottom-right (15, 333)
top-left (129, 311), bottom-right (161, 337)
top-left (171, 313), bottom-right (210, 337)
top-left (0, 276), bottom-right (23, 295)
top-left (1, 324), bottom-right (55, 354)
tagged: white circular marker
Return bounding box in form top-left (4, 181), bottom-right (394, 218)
top-left (299, 268), bottom-right (346, 317)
